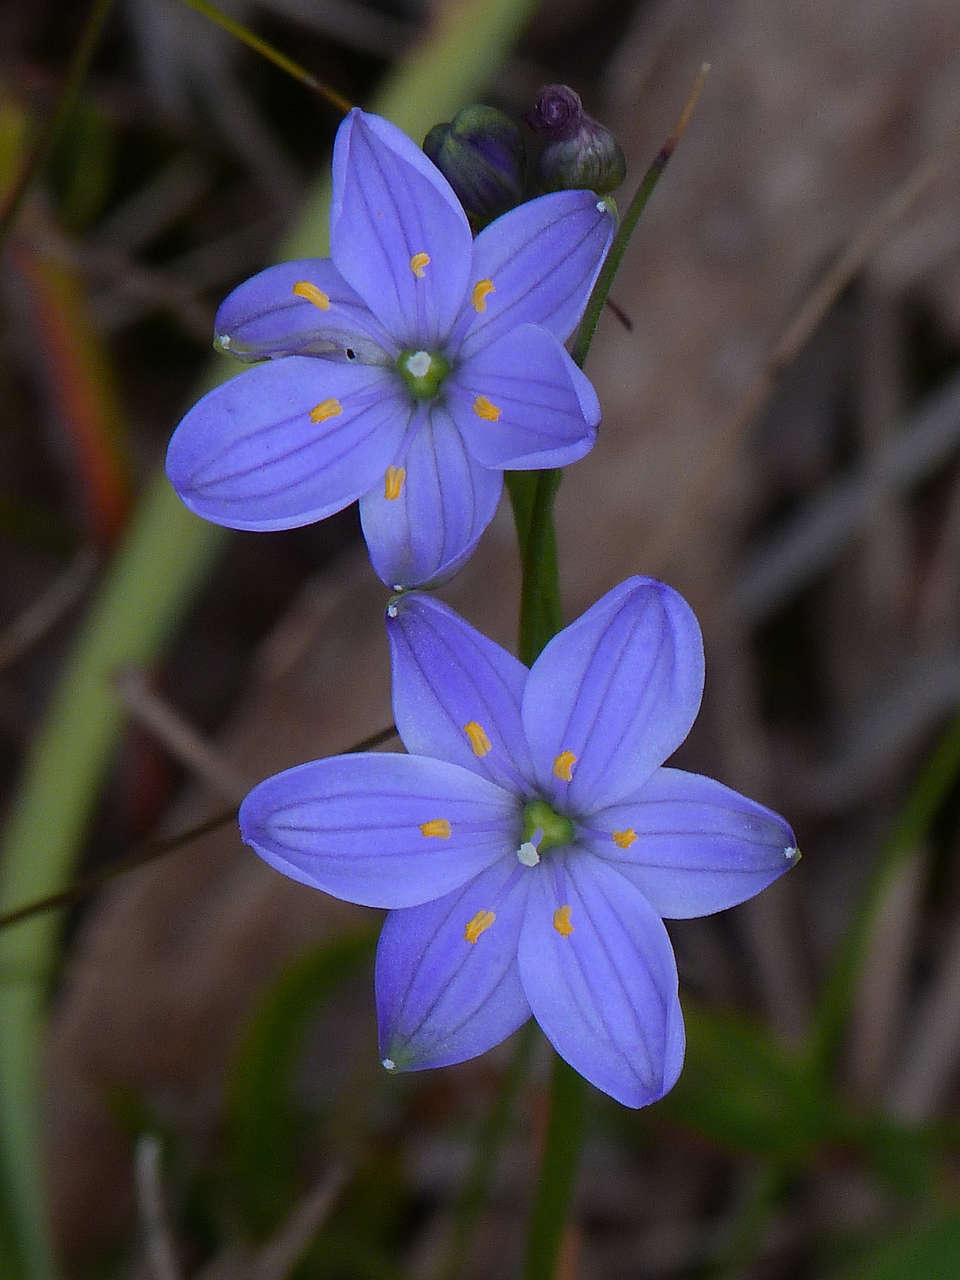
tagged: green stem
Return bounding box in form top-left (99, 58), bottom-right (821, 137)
top-left (522, 1057), bottom-right (588, 1279)
top-left (0, 0), bottom-right (117, 250)
top-left (810, 709), bottom-right (960, 1076)
top-left (435, 1025), bottom-right (536, 1280)
top-left (513, 69), bottom-right (709, 1276)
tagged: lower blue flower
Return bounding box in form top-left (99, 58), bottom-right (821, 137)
top-left (240, 577), bottom-right (799, 1107)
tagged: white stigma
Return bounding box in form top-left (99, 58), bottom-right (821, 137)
top-left (382, 1057), bottom-right (397, 1071)
top-left (406, 350), bottom-right (431, 377)
top-left (517, 841), bottom-right (540, 867)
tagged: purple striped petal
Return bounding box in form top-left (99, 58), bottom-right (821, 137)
top-left (376, 857), bottom-right (532, 1071)
top-left (240, 753), bottom-right (519, 909)
top-left (522, 578), bottom-right (705, 812)
top-left (585, 767), bottom-right (799, 919)
top-left (386, 592), bottom-right (533, 793)
top-left (455, 190), bottom-right (615, 359)
top-left (166, 357), bottom-right (411, 531)
top-left (518, 853), bottom-right (685, 1108)
top-left (331, 109), bottom-right (472, 348)
top-left (447, 325), bottom-right (599, 470)
top-left (359, 405), bottom-right (503, 589)
top-left (214, 258), bottom-right (396, 362)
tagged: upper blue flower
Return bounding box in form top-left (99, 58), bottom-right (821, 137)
top-left (166, 108), bottom-right (615, 588)
top-left (240, 577), bottom-right (799, 1108)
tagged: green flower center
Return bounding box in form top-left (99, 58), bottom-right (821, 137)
top-left (520, 798), bottom-right (574, 859)
top-left (397, 348), bottom-right (450, 399)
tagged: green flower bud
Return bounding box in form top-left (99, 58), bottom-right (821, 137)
top-left (424, 105), bottom-right (525, 229)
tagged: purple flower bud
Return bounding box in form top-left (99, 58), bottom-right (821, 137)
top-left (538, 115), bottom-right (626, 195)
top-left (525, 84), bottom-right (584, 141)
top-left (423, 105), bottom-right (525, 228)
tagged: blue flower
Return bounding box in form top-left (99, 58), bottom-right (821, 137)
top-left (167, 109), bottom-right (615, 587)
top-left (240, 578), bottom-right (799, 1108)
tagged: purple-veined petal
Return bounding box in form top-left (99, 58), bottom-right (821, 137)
top-left (359, 404), bottom-right (503, 590)
top-left (447, 324), bottom-right (599, 470)
top-left (585, 767), bottom-right (800, 919)
top-left (166, 356), bottom-right (411, 531)
top-left (240, 752), bottom-right (520, 909)
top-left (330, 109), bottom-right (472, 348)
top-left (214, 258), bottom-right (397, 362)
top-left (454, 190), bottom-right (615, 359)
top-left (522, 578), bottom-right (705, 811)
top-left (376, 857), bottom-right (532, 1071)
top-left (518, 853), bottom-right (685, 1108)
top-left (387, 592), bottom-right (534, 793)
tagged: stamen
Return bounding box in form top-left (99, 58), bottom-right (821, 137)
top-left (410, 252), bottom-right (431, 278)
top-left (310, 398), bottom-right (343, 423)
top-left (612, 828), bottom-right (637, 849)
top-left (553, 750), bottom-right (577, 781)
top-left (293, 280), bottom-right (331, 310)
top-left (420, 818), bottom-right (451, 838)
top-left (473, 395), bottom-right (501, 422)
top-left (471, 279), bottom-right (495, 312)
top-left (553, 905), bottom-right (574, 937)
top-left (384, 466), bottom-right (406, 500)
top-left (517, 842), bottom-right (540, 867)
top-left (464, 909), bottom-right (496, 943)
top-left (463, 721), bottom-right (492, 757)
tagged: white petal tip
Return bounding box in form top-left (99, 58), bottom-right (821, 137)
top-left (784, 846), bottom-right (801, 863)
top-left (382, 1057), bottom-right (397, 1071)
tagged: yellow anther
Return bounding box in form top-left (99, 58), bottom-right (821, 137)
top-left (420, 818), bottom-right (451, 838)
top-left (292, 280), bottom-right (331, 310)
top-left (463, 721), bottom-right (492, 757)
top-left (410, 252), bottom-right (431, 278)
top-left (612, 828), bottom-right (637, 849)
top-left (553, 750), bottom-right (577, 781)
top-left (553, 905), bottom-right (574, 937)
top-left (473, 395), bottom-right (501, 422)
top-left (471, 279), bottom-right (495, 312)
top-left (384, 466), bottom-right (406, 500)
top-left (310, 398), bottom-right (342, 423)
top-left (464, 909), bottom-right (496, 944)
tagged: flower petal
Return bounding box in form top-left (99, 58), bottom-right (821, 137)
top-left (447, 325), bottom-right (599, 470)
top-left (456, 190), bottom-right (615, 359)
top-left (213, 258), bottom-right (397, 362)
top-left (240, 752), bottom-right (519, 908)
top-left (359, 405), bottom-right (503, 589)
top-left (376, 857), bottom-right (531, 1071)
top-left (330, 109), bottom-right (472, 348)
top-left (386, 592), bottom-right (534, 793)
top-left (519, 853), bottom-right (685, 1108)
top-left (586, 767), bottom-right (800, 918)
top-left (522, 578), bottom-right (705, 811)
top-left (166, 356), bottom-right (410, 531)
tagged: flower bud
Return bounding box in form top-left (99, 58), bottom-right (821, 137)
top-left (525, 84), bottom-right (584, 141)
top-left (527, 85), bottom-right (626, 195)
top-left (424, 105), bottom-right (525, 228)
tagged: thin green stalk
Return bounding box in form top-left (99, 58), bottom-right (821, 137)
top-left (522, 1056), bottom-right (587, 1279)
top-left (435, 1025), bottom-right (536, 1280)
top-left (177, 0), bottom-right (353, 116)
top-left (513, 66), bottom-right (710, 1277)
top-left (810, 709), bottom-right (960, 1076)
top-left (0, 0), bottom-right (117, 249)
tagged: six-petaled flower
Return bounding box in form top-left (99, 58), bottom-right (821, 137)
top-left (166, 108), bottom-right (615, 588)
top-left (240, 578), bottom-right (799, 1108)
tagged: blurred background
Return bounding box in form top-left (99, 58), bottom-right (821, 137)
top-left (3, 0), bottom-right (960, 1275)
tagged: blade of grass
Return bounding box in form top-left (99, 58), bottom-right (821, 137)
top-left (0, 0), bottom-right (540, 1273)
